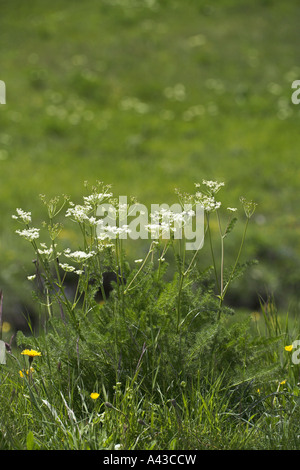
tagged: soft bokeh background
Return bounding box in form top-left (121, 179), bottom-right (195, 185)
top-left (1, 0), bottom-right (300, 331)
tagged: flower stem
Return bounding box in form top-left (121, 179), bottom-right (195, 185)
top-left (206, 213), bottom-right (220, 292)
top-left (218, 216), bottom-right (249, 316)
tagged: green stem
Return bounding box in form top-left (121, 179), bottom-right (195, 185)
top-left (216, 211), bottom-right (224, 302)
top-left (183, 223), bottom-right (207, 277)
top-left (176, 237), bottom-right (186, 334)
top-left (157, 241), bottom-right (169, 281)
top-left (124, 242), bottom-right (154, 294)
top-left (31, 231), bottom-right (83, 338)
top-left (206, 213), bottom-right (220, 292)
top-left (218, 217), bottom-right (249, 315)
top-left (114, 237), bottom-right (125, 316)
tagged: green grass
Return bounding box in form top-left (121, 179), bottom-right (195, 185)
top-left (1, 0), bottom-right (300, 319)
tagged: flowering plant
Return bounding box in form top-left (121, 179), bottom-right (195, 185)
top-left (12, 180), bottom-right (260, 395)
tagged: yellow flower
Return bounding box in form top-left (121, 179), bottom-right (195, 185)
top-left (2, 321), bottom-right (11, 333)
top-left (284, 345), bottom-right (293, 352)
top-left (280, 379), bottom-right (287, 385)
top-left (19, 367), bottom-right (34, 378)
top-left (21, 349), bottom-right (42, 358)
top-left (90, 392), bottom-right (100, 400)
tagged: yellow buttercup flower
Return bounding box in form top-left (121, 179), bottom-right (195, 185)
top-left (21, 349), bottom-right (42, 358)
top-left (280, 379), bottom-right (287, 385)
top-left (90, 392), bottom-right (100, 400)
top-left (284, 345), bottom-right (293, 352)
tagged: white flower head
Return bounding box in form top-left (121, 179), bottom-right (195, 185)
top-left (66, 204), bottom-right (92, 223)
top-left (12, 208), bottom-right (32, 224)
top-left (202, 180), bottom-right (225, 194)
top-left (75, 269), bottom-right (84, 275)
top-left (64, 249), bottom-right (96, 263)
top-left (37, 243), bottom-right (61, 260)
top-left (195, 192), bottom-right (221, 212)
top-left (83, 192), bottom-right (113, 205)
top-left (98, 224), bottom-right (132, 239)
top-left (87, 216), bottom-right (98, 226)
top-left (16, 228), bottom-right (40, 242)
top-left (59, 263), bottom-right (76, 272)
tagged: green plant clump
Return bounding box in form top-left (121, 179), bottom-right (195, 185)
top-left (0, 180), bottom-right (299, 450)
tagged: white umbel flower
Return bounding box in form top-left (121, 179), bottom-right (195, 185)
top-left (12, 208), bottom-right (32, 224)
top-left (202, 180), bottom-right (225, 194)
top-left (83, 192), bottom-right (113, 205)
top-left (59, 263), bottom-right (76, 272)
top-left (195, 193), bottom-right (221, 212)
top-left (15, 228), bottom-right (40, 241)
top-left (65, 204), bottom-right (92, 223)
top-left (64, 249), bottom-right (96, 263)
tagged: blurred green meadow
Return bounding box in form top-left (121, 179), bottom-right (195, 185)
top-left (0, 0), bottom-right (300, 329)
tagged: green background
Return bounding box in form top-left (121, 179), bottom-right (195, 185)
top-left (0, 0), bottom-right (300, 328)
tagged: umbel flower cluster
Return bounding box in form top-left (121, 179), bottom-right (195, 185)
top-left (12, 179), bottom-right (257, 257)
top-left (11, 180), bottom-right (233, 249)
